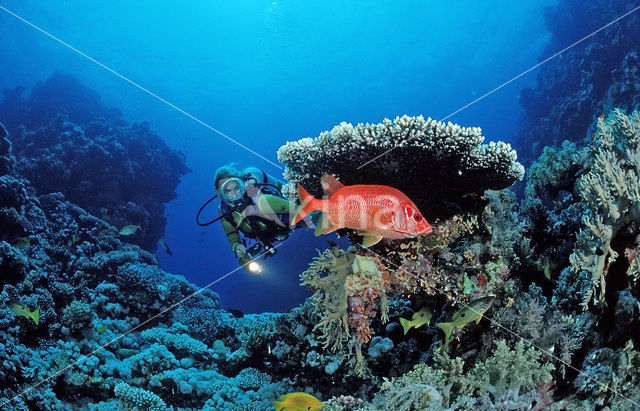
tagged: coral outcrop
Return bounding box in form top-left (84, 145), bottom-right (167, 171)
top-left (0, 72), bottom-right (190, 251)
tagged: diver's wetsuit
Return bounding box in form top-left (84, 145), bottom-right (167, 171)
top-left (218, 193), bottom-right (295, 264)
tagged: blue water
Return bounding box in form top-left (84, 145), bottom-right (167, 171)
top-left (0, 0), bottom-right (554, 313)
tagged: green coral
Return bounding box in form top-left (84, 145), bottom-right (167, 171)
top-left (467, 339), bottom-right (554, 403)
top-left (364, 340), bottom-right (553, 410)
top-left (234, 314), bottom-right (276, 355)
top-left (114, 382), bottom-right (166, 410)
top-left (299, 248), bottom-right (358, 351)
top-left (569, 109), bottom-right (640, 308)
top-left (140, 327), bottom-right (208, 356)
top-left (63, 300), bottom-right (93, 331)
top-left (234, 367), bottom-right (272, 389)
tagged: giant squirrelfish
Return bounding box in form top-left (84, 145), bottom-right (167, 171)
top-left (291, 174), bottom-right (432, 247)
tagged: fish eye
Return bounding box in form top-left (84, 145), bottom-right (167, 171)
top-left (415, 215), bottom-right (421, 220)
top-left (460, 313), bottom-right (466, 317)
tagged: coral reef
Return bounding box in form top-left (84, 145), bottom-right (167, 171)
top-left (2, 2), bottom-right (640, 406)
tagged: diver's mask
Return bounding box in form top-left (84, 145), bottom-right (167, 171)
top-left (219, 178), bottom-right (246, 203)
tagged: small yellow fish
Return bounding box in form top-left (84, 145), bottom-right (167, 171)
top-left (399, 307), bottom-right (432, 335)
top-left (157, 239), bottom-right (173, 256)
top-left (12, 237), bottom-right (30, 249)
top-left (97, 325), bottom-right (108, 333)
top-left (72, 234), bottom-right (79, 245)
top-left (118, 225), bottom-right (141, 236)
top-left (543, 261), bottom-right (552, 280)
top-left (437, 296), bottom-right (495, 349)
top-left (10, 303), bottom-right (39, 325)
top-left (273, 392), bottom-right (322, 411)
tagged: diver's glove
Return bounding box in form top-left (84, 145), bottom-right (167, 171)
top-left (233, 243), bottom-right (247, 257)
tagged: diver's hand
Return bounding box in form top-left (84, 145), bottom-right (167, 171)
top-left (233, 243), bottom-right (247, 257)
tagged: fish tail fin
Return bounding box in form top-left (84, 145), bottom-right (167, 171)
top-left (437, 322), bottom-right (454, 347)
top-left (292, 185), bottom-right (320, 225)
top-left (32, 309), bottom-right (39, 325)
top-left (272, 401), bottom-right (282, 411)
top-left (399, 317), bottom-right (412, 335)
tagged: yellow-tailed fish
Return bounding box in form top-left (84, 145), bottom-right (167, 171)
top-left (118, 225), bottom-right (141, 236)
top-left (12, 237), bottom-right (30, 249)
top-left (97, 325), bottom-right (108, 333)
top-left (437, 296), bottom-right (495, 349)
top-left (399, 307), bottom-right (432, 335)
top-left (272, 392), bottom-right (322, 411)
top-left (10, 303), bottom-right (39, 325)
top-left (157, 238), bottom-right (173, 256)
top-left (72, 234), bottom-right (79, 245)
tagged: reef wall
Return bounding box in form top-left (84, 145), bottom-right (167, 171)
top-left (516, 0), bottom-right (640, 165)
top-left (0, 72), bottom-right (190, 251)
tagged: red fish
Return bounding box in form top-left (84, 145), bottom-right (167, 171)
top-left (291, 174), bottom-right (432, 247)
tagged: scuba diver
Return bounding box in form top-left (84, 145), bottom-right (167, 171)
top-left (196, 164), bottom-right (304, 273)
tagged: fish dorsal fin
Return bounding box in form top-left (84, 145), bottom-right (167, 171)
top-left (314, 214), bottom-right (338, 236)
top-left (361, 232), bottom-right (383, 248)
top-left (320, 174), bottom-right (344, 197)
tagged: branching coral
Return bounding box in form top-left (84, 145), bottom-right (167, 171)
top-left (569, 109), bottom-right (640, 308)
top-left (114, 382), bottom-right (166, 410)
top-left (277, 115), bottom-right (524, 219)
top-left (468, 339), bottom-right (554, 404)
top-left (300, 248), bottom-right (389, 351)
top-left (62, 300), bottom-right (92, 332)
top-left (140, 327), bottom-right (208, 357)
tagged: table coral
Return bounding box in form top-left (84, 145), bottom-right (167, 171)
top-left (277, 115), bottom-right (524, 219)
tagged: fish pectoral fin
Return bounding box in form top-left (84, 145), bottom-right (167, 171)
top-left (314, 214), bottom-right (338, 236)
top-left (360, 232), bottom-right (383, 248)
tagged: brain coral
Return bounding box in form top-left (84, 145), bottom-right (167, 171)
top-left (277, 115), bottom-right (524, 219)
